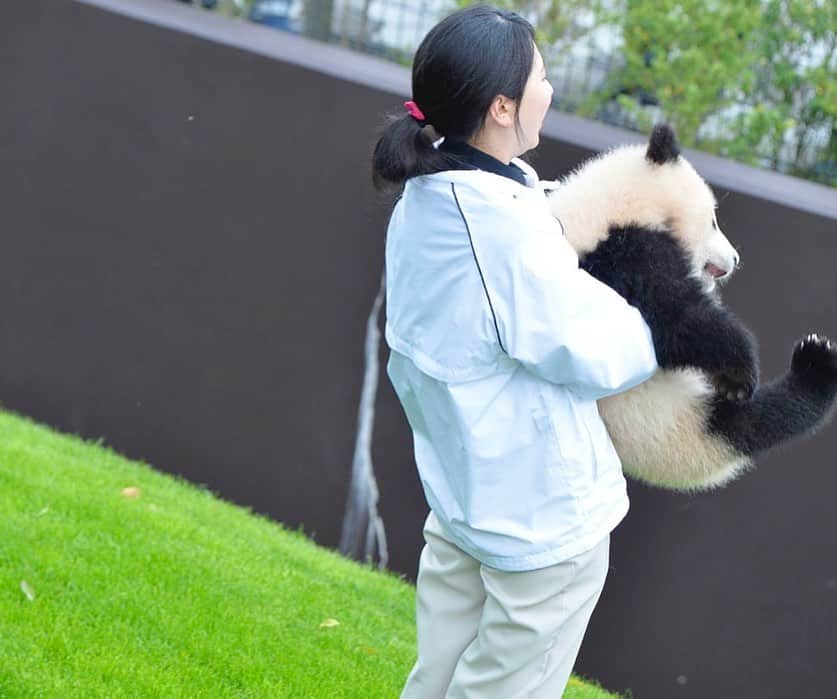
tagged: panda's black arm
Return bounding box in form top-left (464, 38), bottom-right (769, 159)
top-left (578, 226), bottom-right (758, 387)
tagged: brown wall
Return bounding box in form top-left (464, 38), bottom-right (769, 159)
top-left (2, 1), bottom-right (836, 697)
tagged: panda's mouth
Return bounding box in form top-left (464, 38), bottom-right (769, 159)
top-left (704, 262), bottom-right (730, 279)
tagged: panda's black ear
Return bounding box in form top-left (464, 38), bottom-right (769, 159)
top-left (646, 124), bottom-right (680, 165)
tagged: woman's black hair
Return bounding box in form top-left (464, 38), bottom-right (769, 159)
top-left (371, 4), bottom-right (536, 192)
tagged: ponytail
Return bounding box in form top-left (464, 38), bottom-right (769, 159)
top-left (371, 111), bottom-right (460, 192)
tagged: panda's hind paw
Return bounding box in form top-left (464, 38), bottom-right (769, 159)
top-left (790, 333), bottom-right (837, 384)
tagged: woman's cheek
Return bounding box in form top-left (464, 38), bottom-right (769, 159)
top-left (541, 86), bottom-right (552, 117)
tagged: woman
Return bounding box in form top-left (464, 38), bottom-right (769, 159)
top-left (371, 5), bottom-right (659, 697)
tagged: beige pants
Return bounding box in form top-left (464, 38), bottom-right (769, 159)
top-left (400, 510), bottom-right (610, 699)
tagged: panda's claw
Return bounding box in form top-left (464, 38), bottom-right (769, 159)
top-left (790, 332), bottom-right (837, 382)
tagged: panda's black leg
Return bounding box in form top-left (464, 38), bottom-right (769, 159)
top-left (651, 301), bottom-right (759, 390)
top-left (707, 334), bottom-right (837, 456)
top-left (630, 298), bottom-right (761, 401)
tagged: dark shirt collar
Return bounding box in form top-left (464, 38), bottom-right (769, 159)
top-left (438, 139), bottom-right (529, 187)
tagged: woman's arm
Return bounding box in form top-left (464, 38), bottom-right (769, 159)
top-left (465, 201), bottom-right (659, 401)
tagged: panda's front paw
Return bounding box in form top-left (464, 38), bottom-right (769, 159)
top-left (708, 332), bottom-right (759, 401)
top-left (710, 365), bottom-right (757, 401)
top-left (790, 333), bottom-right (837, 386)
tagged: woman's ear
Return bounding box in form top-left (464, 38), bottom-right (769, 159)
top-left (487, 95), bottom-right (515, 128)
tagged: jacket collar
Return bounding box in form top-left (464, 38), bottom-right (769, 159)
top-left (438, 139), bottom-right (529, 187)
top-left (408, 138), bottom-right (542, 196)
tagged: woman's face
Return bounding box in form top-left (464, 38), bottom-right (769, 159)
top-left (514, 45), bottom-right (554, 156)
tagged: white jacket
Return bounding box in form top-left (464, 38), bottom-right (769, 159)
top-left (384, 155), bottom-right (658, 571)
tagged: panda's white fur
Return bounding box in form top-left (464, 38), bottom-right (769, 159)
top-left (596, 367), bottom-right (751, 490)
top-left (548, 143), bottom-right (739, 296)
top-left (545, 141), bottom-right (750, 491)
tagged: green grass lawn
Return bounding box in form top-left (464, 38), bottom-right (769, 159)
top-left (0, 407), bottom-right (621, 698)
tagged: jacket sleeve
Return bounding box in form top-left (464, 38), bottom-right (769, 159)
top-left (472, 207), bottom-right (659, 401)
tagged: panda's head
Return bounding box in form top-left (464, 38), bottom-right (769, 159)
top-left (546, 124), bottom-right (740, 295)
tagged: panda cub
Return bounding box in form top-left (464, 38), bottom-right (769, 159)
top-left (544, 124), bottom-right (837, 491)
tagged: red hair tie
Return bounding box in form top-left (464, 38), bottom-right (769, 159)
top-left (404, 100), bottom-right (426, 121)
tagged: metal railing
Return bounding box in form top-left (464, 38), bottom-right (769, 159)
top-left (177, 0), bottom-right (835, 186)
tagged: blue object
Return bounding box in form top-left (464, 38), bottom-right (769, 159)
top-left (248, 0), bottom-right (299, 32)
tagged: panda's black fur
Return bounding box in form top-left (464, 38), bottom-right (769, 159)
top-left (708, 338), bottom-right (837, 455)
top-left (547, 124), bottom-right (837, 490)
top-left (581, 224), bottom-right (759, 397)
